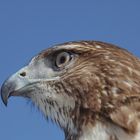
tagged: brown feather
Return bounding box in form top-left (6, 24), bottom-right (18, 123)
top-left (2, 41), bottom-right (140, 140)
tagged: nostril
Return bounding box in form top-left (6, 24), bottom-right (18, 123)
top-left (20, 72), bottom-right (26, 77)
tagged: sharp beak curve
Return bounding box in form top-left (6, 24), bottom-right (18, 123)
top-left (1, 81), bottom-right (16, 106)
top-left (1, 63), bottom-right (55, 106)
top-left (1, 67), bottom-right (31, 106)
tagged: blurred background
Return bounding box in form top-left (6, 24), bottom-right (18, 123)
top-left (0, 1), bottom-right (140, 140)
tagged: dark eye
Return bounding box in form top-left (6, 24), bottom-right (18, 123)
top-left (55, 52), bottom-right (72, 68)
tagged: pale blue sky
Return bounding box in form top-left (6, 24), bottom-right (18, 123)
top-left (0, 1), bottom-right (140, 140)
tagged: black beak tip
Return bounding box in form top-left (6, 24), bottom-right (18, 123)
top-left (1, 84), bottom-right (9, 107)
top-left (1, 92), bottom-right (8, 107)
top-left (1, 97), bottom-right (8, 106)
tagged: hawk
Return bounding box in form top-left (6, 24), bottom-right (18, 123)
top-left (1, 41), bottom-right (140, 140)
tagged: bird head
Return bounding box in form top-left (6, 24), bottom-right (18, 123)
top-left (1, 41), bottom-right (140, 139)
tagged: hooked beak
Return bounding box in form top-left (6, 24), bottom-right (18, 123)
top-left (1, 79), bottom-right (16, 106)
top-left (1, 60), bottom-right (59, 106)
top-left (1, 67), bottom-right (31, 106)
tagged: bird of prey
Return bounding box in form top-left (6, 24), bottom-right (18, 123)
top-left (1, 41), bottom-right (140, 140)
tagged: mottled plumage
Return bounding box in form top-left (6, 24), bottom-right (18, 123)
top-left (1, 41), bottom-right (140, 140)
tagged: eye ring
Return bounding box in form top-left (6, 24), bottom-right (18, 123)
top-left (55, 52), bottom-right (72, 68)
